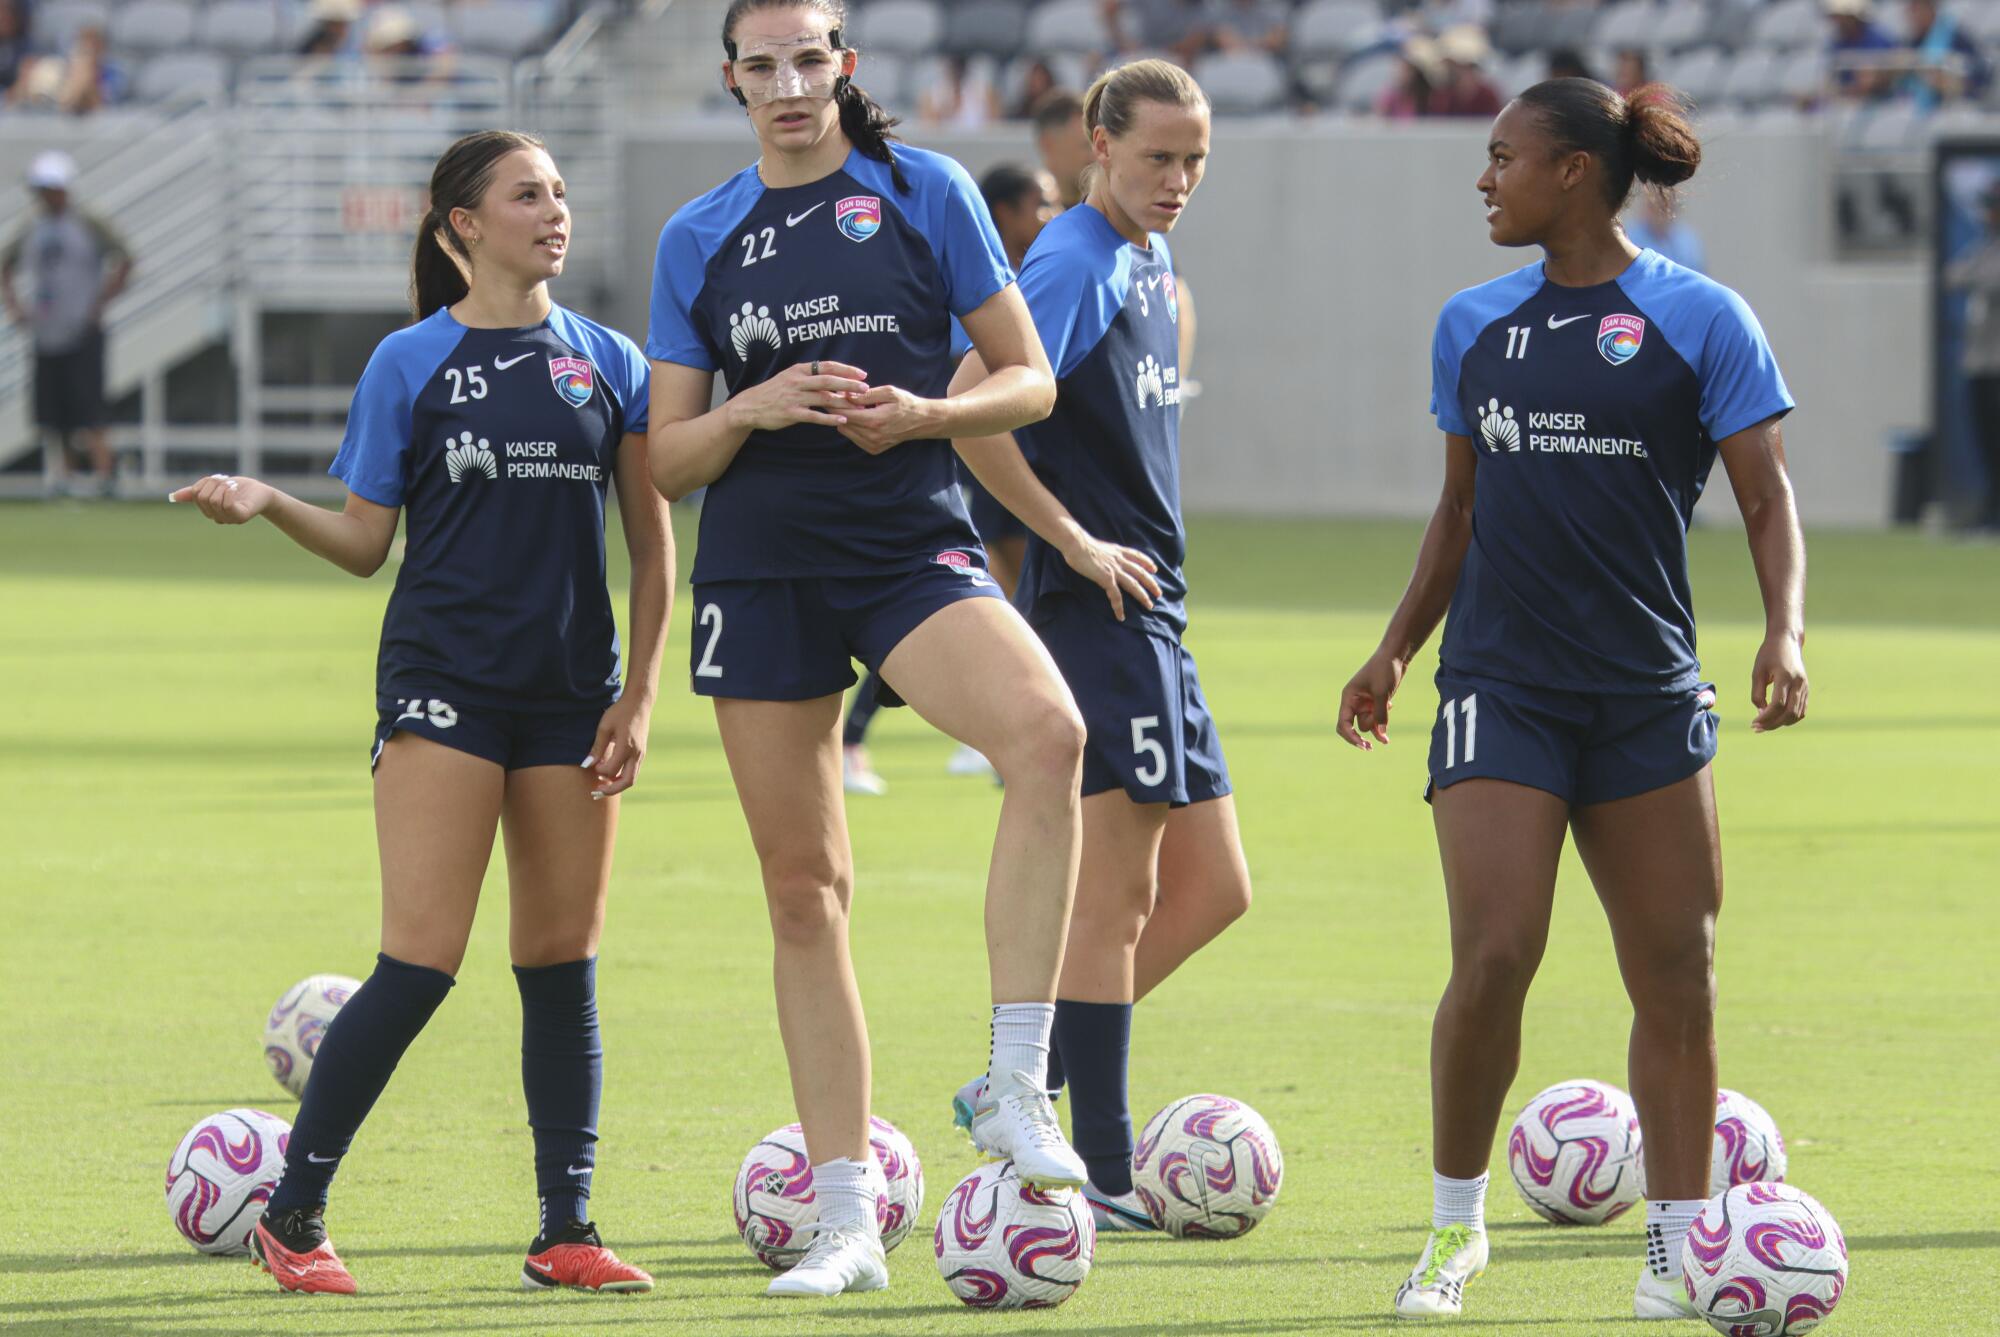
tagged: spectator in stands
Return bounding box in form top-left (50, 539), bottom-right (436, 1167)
top-left (980, 162), bottom-right (1059, 267)
top-left (1903, 0), bottom-right (1988, 109)
top-left (297, 0), bottom-right (361, 58)
top-left (1944, 180), bottom-right (2000, 531)
top-left (366, 5), bottom-right (453, 86)
top-left (1547, 47), bottom-right (1595, 83)
top-left (55, 24), bottom-right (128, 114)
top-left (0, 0), bottom-right (32, 96)
top-left (1108, 0), bottom-right (1211, 65)
top-left (1032, 89), bottom-right (1093, 208)
top-left (1624, 192), bottom-right (1706, 273)
top-left (1378, 33), bottom-right (1444, 119)
top-left (1208, 0), bottom-right (1289, 56)
top-left (1825, 0), bottom-right (1897, 101)
top-left (1435, 25), bottom-right (1504, 116)
top-left (920, 54), bottom-right (1001, 128)
top-left (1011, 57), bottom-right (1059, 119)
top-left (1613, 47), bottom-right (1648, 96)
top-left (0, 151), bottom-right (134, 497)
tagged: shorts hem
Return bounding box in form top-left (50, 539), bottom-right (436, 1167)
top-left (371, 724), bottom-right (509, 771)
top-left (691, 673), bottom-right (858, 703)
top-left (1574, 746), bottom-right (1716, 806)
top-left (1425, 768), bottom-right (1574, 806)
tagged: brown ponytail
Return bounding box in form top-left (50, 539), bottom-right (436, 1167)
top-left (409, 129), bottom-right (545, 321)
top-left (1515, 77), bottom-right (1701, 210)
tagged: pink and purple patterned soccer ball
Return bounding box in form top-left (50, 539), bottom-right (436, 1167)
top-left (1507, 1078), bottom-right (1644, 1225)
top-left (1682, 1182), bottom-right (1847, 1336)
top-left (261, 974), bottom-right (359, 1099)
top-left (1130, 1093), bottom-right (1285, 1238)
top-left (933, 1159), bottom-right (1095, 1308)
top-left (164, 1108), bottom-right (292, 1256)
top-left (731, 1116), bottom-right (924, 1268)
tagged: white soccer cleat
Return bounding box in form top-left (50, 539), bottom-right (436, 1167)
top-left (842, 745), bottom-right (887, 797)
top-left (1634, 1265), bottom-right (1701, 1321)
top-left (950, 1073), bottom-right (986, 1137)
top-left (946, 744), bottom-right (998, 779)
top-left (968, 1070), bottom-right (1088, 1189)
top-left (1084, 1185), bottom-right (1157, 1233)
top-left (764, 1221), bottom-right (888, 1298)
top-left (1393, 1224), bottom-right (1488, 1319)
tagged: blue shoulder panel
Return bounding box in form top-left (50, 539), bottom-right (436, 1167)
top-left (1430, 261), bottom-right (1544, 435)
top-left (1619, 250), bottom-right (1794, 442)
top-left (850, 145), bottom-right (1013, 318)
top-left (549, 305), bottom-right (652, 434)
top-left (647, 164), bottom-right (764, 370)
top-left (329, 309), bottom-right (465, 507)
top-left (1018, 206), bottom-right (1133, 381)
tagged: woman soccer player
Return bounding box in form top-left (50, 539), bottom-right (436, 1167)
top-left (170, 131), bottom-right (669, 1297)
top-left (1333, 81), bottom-right (1807, 1320)
top-left (948, 59), bottom-right (1253, 1233)
top-left (645, 0), bottom-right (1089, 1297)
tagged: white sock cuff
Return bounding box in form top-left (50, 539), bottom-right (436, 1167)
top-left (989, 1003), bottom-right (1055, 1091)
top-left (811, 1156), bottom-right (880, 1230)
top-left (1645, 1198), bottom-right (1703, 1277)
top-left (1431, 1170), bottom-right (1489, 1231)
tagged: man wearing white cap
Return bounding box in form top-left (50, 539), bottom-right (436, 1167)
top-left (0, 149), bottom-right (133, 495)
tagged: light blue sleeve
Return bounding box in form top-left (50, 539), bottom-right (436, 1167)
top-left (1016, 245), bottom-right (1094, 380)
top-left (612, 331), bottom-right (652, 434)
top-left (329, 341), bottom-right (419, 507)
top-left (931, 156), bottom-right (1014, 319)
top-left (646, 215), bottom-right (717, 370)
top-left (1430, 302), bottom-right (1472, 436)
top-left (947, 316), bottom-right (973, 363)
top-left (1696, 288), bottom-right (1793, 443)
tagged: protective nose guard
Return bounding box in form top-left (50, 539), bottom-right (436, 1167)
top-left (723, 29), bottom-right (848, 108)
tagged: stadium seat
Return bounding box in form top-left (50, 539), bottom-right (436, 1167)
top-left (135, 50), bottom-right (230, 101)
top-left (850, 0), bottom-right (945, 57)
top-left (1291, 0), bottom-right (1384, 58)
top-left (1025, 0), bottom-right (1112, 54)
top-left (942, 0), bottom-right (1027, 59)
top-left (1496, 49), bottom-right (1546, 98)
top-left (857, 48), bottom-right (911, 108)
top-left (33, 0), bottom-right (110, 49)
top-left (1491, 1), bottom-right (1554, 55)
top-left (1591, 1), bottom-right (1660, 53)
top-left (1651, 0), bottom-right (1713, 52)
top-left (1334, 49), bottom-right (1399, 113)
top-left (110, 0), bottom-right (198, 54)
top-left (1750, 0), bottom-right (1824, 53)
top-left (449, 0), bottom-right (558, 57)
top-left (1661, 45), bottom-right (1729, 105)
top-left (200, 0), bottom-right (286, 56)
top-left (1777, 47), bottom-right (1828, 103)
top-left (1195, 49), bottom-right (1288, 114)
top-left (1721, 47), bottom-right (1783, 107)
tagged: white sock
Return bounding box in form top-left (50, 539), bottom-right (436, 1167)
top-left (988, 1002), bottom-right (1054, 1093)
top-left (811, 1157), bottom-right (882, 1233)
top-left (1432, 1170), bottom-right (1488, 1232)
top-left (1645, 1199), bottom-right (1703, 1278)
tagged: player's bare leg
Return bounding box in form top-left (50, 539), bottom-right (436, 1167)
top-left (1572, 766), bottom-right (1722, 1319)
top-left (1132, 794), bottom-right (1251, 1000)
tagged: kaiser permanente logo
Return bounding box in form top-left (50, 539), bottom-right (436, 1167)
top-left (1477, 399), bottom-right (1648, 459)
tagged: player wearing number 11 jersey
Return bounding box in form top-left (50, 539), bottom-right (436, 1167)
top-left (1333, 81), bottom-right (1808, 1322)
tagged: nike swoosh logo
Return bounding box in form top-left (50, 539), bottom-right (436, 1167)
top-left (306, 1152), bottom-right (338, 1163)
top-left (1546, 313), bottom-right (1591, 330)
top-left (568, 1163), bottom-right (593, 1176)
top-left (786, 203), bottom-right (825, 227)
top-left (527, 1260), bottom-right (555, 1273)
top-left (494, 352), bottom-right (536, 369)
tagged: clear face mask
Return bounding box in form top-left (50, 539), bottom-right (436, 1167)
top-left (724, 30), bottom-right (846, 108)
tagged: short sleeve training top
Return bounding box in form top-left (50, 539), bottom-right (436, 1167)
top-left (1430, 249), bottom-right (1793, 693)
top-left (1012, 205), bottom-right (1189, 639)
top-left (648, 145), bottom-right (1013, 583)
top-left (330, 304), bottom-right (649, 713)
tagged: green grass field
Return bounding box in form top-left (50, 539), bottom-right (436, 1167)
top-left (2, 504), bottom-right (1995, 1335)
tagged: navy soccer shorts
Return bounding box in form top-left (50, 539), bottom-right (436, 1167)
top-left (371, 694), bottom-right (603, 771)
top-left (688, 551), bottom-right (1007, 703)
top-left (1425, 668), bottom-right (1719, 806)
top-left (1032, 594), bottom-right (1231, 808)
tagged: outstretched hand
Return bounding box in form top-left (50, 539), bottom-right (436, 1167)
top-left (169, 474), bottom-right (276, 525)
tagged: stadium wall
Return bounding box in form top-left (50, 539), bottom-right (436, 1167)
top-left (619, 121), bottom-right (1922, 527)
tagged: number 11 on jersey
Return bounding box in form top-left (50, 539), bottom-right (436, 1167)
top-left (1440, 693), bottom-right (1478, 769)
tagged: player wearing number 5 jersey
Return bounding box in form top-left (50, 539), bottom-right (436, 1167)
top-left (1333, 82), bottom-right (1808, 1322)
top-left (170, 132), bottom-right (668, 1297)
top-left (646, 0), bottom-right (1091, 1299)
top-left (948, 60), bottom-right (1252, 1235)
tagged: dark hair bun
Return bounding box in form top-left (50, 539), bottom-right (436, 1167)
top-left (1626, 85), bottom-right (1700, 189)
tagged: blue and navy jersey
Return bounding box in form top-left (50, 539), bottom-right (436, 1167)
top-left (647, 145), bottom-right (1013, 582)
top-left (1431, 249), bottom-right (1793, 693)
top-left (330, 304), bottom-right (650, 712)
top-left (1013, 206), bottom-right (1187, 637)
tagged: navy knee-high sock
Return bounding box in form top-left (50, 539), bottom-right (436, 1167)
top-left (268, 953), bottom-right (455, 1215)
top-left (1054, 999), bottom-right (1134, 1195)
top-left (1047, 1031), bottom-right (1067, 1095)
top-left (516, 957), bottom-right (602, 1235)
top-left (844, 672), bottom-right (885, 747)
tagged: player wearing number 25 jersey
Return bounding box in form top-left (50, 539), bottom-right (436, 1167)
top-left (1336, 82), bottom-right (1809, 1324)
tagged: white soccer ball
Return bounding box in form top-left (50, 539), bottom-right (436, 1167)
top-left (1682, 1182), bottom-right (1847, 1336)
top-left (1130, 1093), bottom-right (1285, 1238)
top-left (933, 1159), bottom-right (1095, 1308)
top-left (731, 1116), bottom-right (925, 1268)
top-left (1506, 1078), bottom-right (1643, 1225)
top-left (165, 1108), bottom-right (292, 1255)
top-left (261, 974), bottom-right (359, 1099)
top-left (1640, 1088), bottom-right (1790, 1200)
